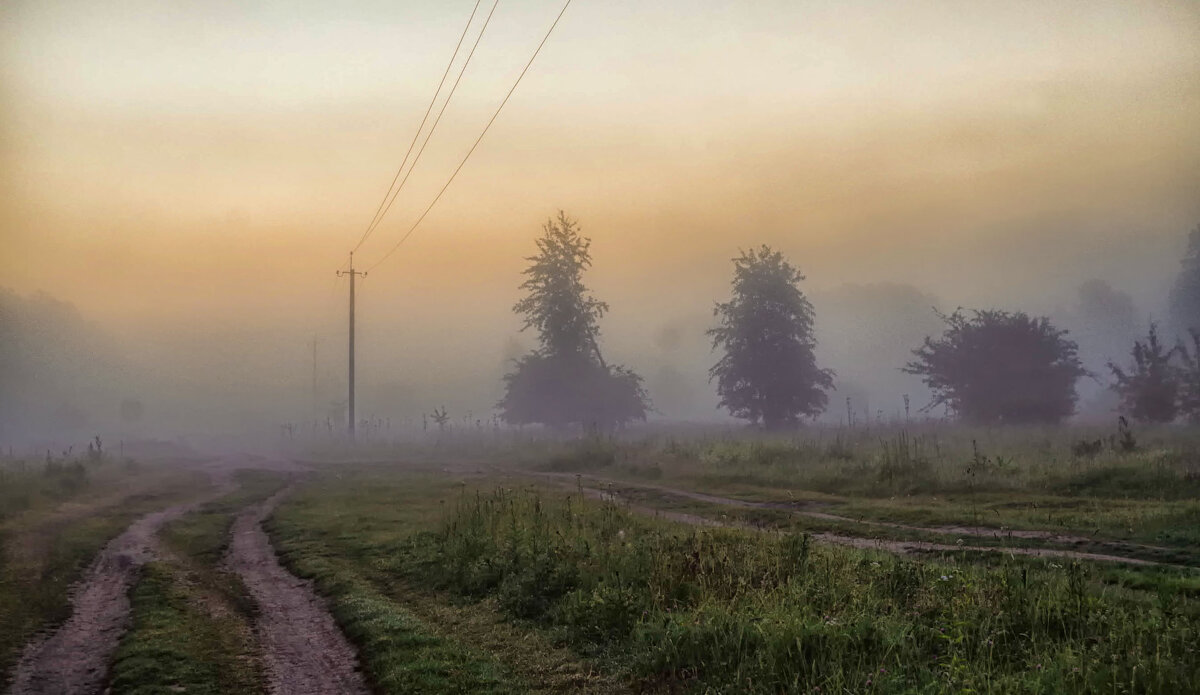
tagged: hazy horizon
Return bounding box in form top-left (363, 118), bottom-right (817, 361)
top-left (3, 0), bottom-right (1199, 442)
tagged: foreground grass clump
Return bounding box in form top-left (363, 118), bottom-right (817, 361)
top-left (400, 485), bottom-right (1199, 693)
top-left (107, 562), bottom-right (261, 695)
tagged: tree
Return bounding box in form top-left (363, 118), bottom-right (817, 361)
top-left (499, 212), bottom-right (648, 429)
top-left (903, 309), bottom-right (1086, 424)
top-left (1168, 224), bottom-right (1200, 337)
top-left (708, 246), bottom-right (833, 428)
top-left (1108, 324), bottom-right (1179, 423)
top-left (1176, 329), bottom-right (1200, 422)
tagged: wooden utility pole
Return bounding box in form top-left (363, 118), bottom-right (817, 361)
top-left (337, 255), bottom-right (366, 436)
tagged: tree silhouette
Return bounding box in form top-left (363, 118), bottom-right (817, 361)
top-left (499, 212), bottom-right (648, 429)
top-left (904, 309), bottom-right (1086, 424)
top-left (709, 246), bottom-right (833, 429)
top-left (1108, 323), bottom-right (1179, 423)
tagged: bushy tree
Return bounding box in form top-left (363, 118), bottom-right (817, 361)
top-left (709, 246), bottom-right (833, 429)
top-left (499, 212), bottom-right (648, 429)
top-left (1108, 323), bottom-right (1179, 423)
top-left (904, 309), bottom-right (1086, 424)
top-left (1168, 224), bottom-right (1200, 337)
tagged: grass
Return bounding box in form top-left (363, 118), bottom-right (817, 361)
top-left (0, 457), bottom-right (201, 684)
top-left (473, 426), bottom-right (1200, 555)
top-left (557, 479), bottom-right (1200, 567)
top-left (0, 449), bottom-right (111, 522)
top-left (268, 464), bottom-right (1199, 693)
top-left (107, 562), bottom-right (261, 695)
top-left (107, 470), bottom-right (287, 695)
top-left (268, 470), bottom-right (632, 694)
top-left (405, 482), bottom-right (1199, 693)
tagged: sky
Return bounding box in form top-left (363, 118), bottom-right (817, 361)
top-left (2, 0), bottom-right (1199, 432)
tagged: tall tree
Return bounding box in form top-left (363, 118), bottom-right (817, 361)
top-left (904, 309), bottom-right (1087, 424)
top-left (499, 212), bottom-right (648, 429)
top-left (1168, 224), bottom-right (1200, 337)
top-left (709, 246), bottom-right (833, 429)
top-left (1108, 324), bottom-right (1179, 423)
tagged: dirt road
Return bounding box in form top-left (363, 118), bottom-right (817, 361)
top-left (8, 475), bottom-right (235, 695)
top-left (226, 486), bottom-right (368, 695)
top-left (8, 455), bottom-right (367, 695)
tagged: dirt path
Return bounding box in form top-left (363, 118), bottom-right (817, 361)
top-left (8, 475), bottom-right (236, 695)
top-left (226, 486), bottom-right (368, 695)
top-left (534, 471), bottom-right (1126, 544)
top-left (551, 474), bottom-right (1163, 567)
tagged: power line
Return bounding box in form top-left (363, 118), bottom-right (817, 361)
top-left (352, 0), bottom-right (483, 253)
top-left (355, 0), bottom-right (500, 254)
top-left (364, 0), bottom-right (574, 273)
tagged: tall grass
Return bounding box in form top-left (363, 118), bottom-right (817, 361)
top-left (399, 484), bottom-right (1199, 693)
top-left (513, 424), bottom-right (1200, 501)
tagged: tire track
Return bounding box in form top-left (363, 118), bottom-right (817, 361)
top-left (226, 485), bottom-right (368, 695)
top-left (535, 472), bottom-right (1165, 567)
top-left (8, 475), bottom-right (236, 695)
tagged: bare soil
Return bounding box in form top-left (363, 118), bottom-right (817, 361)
top-left (225, 485), bottom-right (368, 695)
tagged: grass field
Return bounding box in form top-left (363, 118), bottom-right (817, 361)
top-left (280, 423), bottom-right (1200, 693)
top-left (0, 454), bottom-right (202, 683)
top-left (4, 423), bottom-right (1197, 693)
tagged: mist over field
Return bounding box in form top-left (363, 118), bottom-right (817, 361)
top-left (2, 0), bottom-right (1198, 446)
top-left (0, 257), bottom-right (1181, 444)
top-left (6, 6), bottom-right (1200, 695)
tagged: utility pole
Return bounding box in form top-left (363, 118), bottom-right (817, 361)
top-left (337, 255), bottom-right (366, 436)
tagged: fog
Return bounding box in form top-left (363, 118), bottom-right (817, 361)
top-left (2, 0), bottom-right (1198, 447)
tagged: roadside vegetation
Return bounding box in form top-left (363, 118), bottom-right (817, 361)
top-left (269, 471), bottom-right (631, 694)
top-left (106, 470), bottom-right (286, 695)
top-left (0, 453), bottom-right (200, 683)
top-left (273, 459), bottom-right (1199, 694)
top-left (303, 420), bottom-right (1200, 551)
top-left (411, 483), bottom-right (1196, 693)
